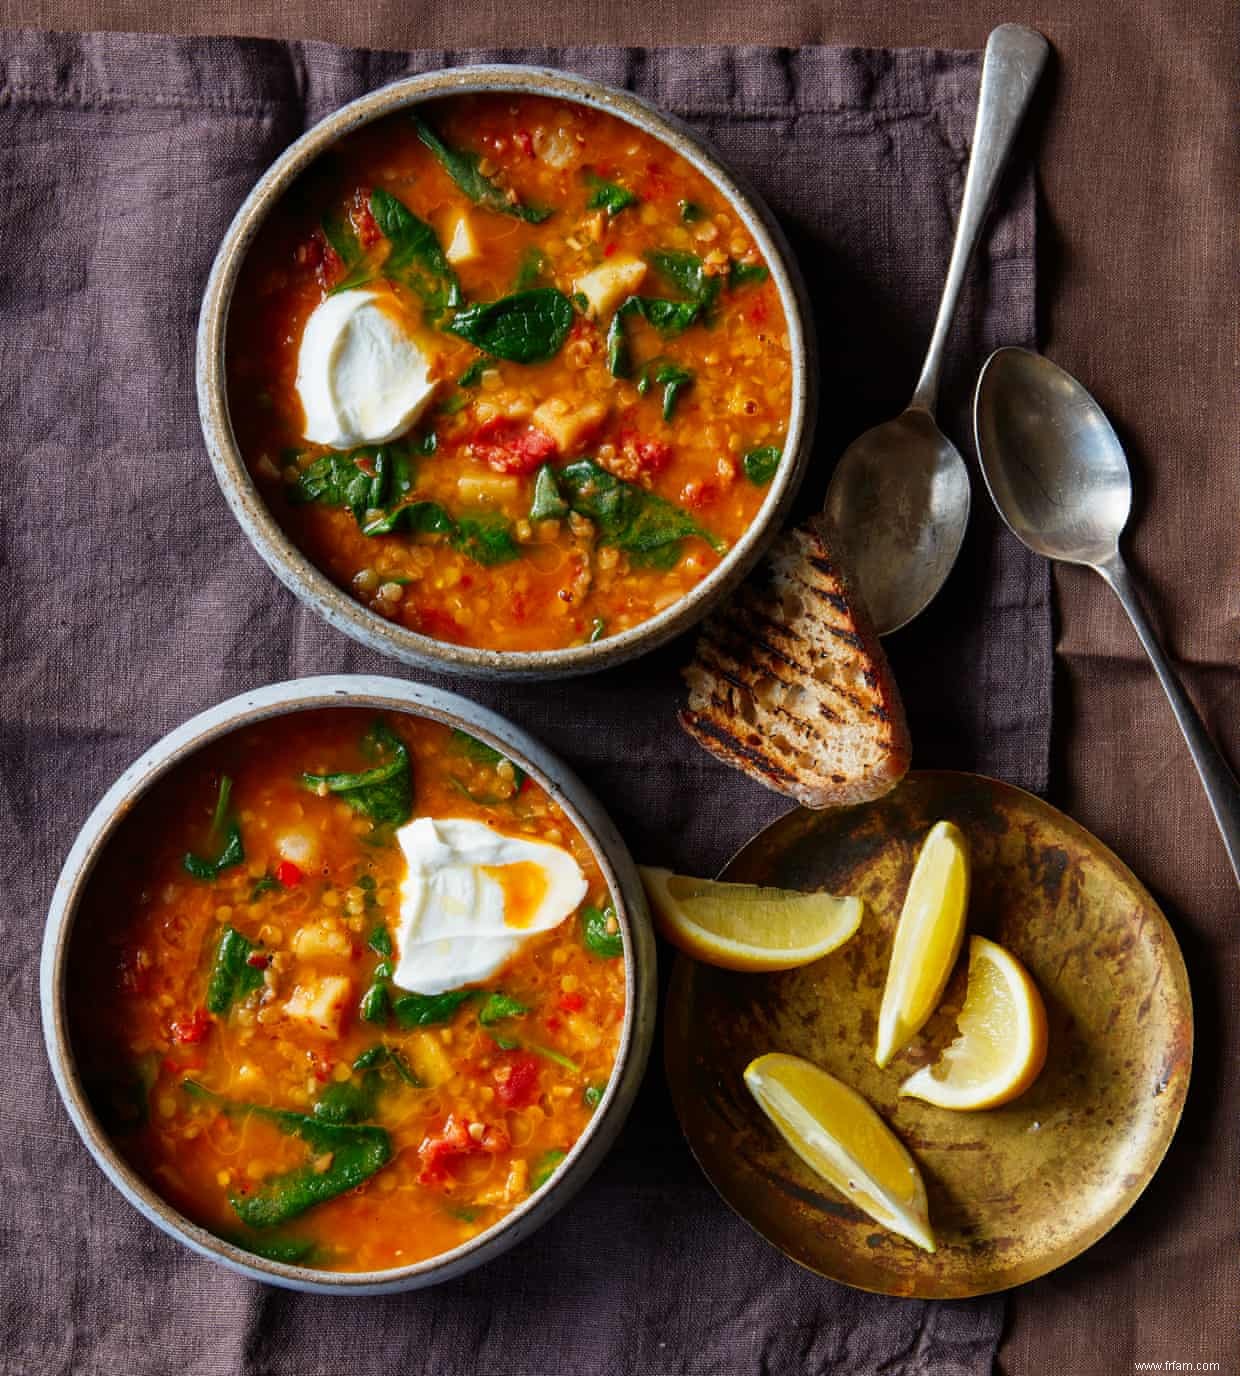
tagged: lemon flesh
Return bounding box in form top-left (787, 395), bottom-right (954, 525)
top-left (639, 866), bottom-right (862, 971)
top-left (875, 820), bottom-right (970, 1067)
top-left (744, 1053), bottom-right (935, 1252)
top-left (900, 935), bottom-right (1048, 1110)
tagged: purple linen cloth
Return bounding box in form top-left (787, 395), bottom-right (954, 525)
top-left (0, 31), bottom-right (1042, 1376)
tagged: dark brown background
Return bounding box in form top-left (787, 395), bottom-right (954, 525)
top-left (3, 0), bottom-right (1236, 1372)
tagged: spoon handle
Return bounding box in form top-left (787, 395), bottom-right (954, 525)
top-left (910, 25), bottom-right (1049, 414)
top-left (1097, 553), bottom-right (1240, 888)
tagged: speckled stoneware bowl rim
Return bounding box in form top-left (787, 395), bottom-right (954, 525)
top-left (40, 675), bottom-right (657, 1294)
top-left (197, 64), bottom-right (818, 680)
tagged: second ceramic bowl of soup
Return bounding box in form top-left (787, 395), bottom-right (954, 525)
top-left (41, 675), bottom-right (656, 1293)
top-left (198, 65), bottom-right (817, 678)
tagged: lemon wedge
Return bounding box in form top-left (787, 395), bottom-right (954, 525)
top-left (899, 936), bottom-right (1048, 1110)
top-left (875, 820), bottom-right (969, 1067)
top-left (744, 1053), bottom-right (936, 1252)
top-left (639, 867), bottom-right (862, 971)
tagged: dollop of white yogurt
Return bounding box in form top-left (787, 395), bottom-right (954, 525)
top-left (295, 289), bottom-right (437, 449)
top-left (392, 817), bottom-right (589, 995)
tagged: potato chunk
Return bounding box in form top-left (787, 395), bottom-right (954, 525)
top-left (406, 1030), bottom-right (454, 1086)
top-left (532, 398), bottom-right (609, 456)
top-left (574, 257), bottom-right (647, 318)
top-left (291, 919), bottom-right (349, 960)
top-left (445, 212), bottom-right (481, 266)
top-left (284, 975), bottom-right (351, 1038)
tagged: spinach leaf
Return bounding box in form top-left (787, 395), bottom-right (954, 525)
top-left (289, 448), bottom-right (390, 522)
top-left (636, 359), bottom-right (694, 420)
top-left (359, 978), bottom-right (391, 1024)
top-left (514, 246), bottom-right (549, 290)
top-left (457, 358), bottom-right (487, 388)
top-left (454, 515), bottom-right (521, 566)
top-left (729, 260), bottom-right (769, 288)
top-left (321, 208), bottom-right (371, 294)
top-left (583, 1083), bottom-right (605, 1110)
top-left (678, 199), bottom-right (703, 223)
top-left (580, 904), bottom-right (624, 959)
top-left (478, 992), bottom-right (529, 1026)
top-left (742, 445), bottom-right (782, 484)
top-left (414, 116), bottom-right (552, 223)
top-left (185, 1083), bottom-right (392, 1228)
top-left (584, 171), bottom-right (638, 214)
top-left (488, 1034), bottom-right (579, 1072)
top-left (531, 1149), bottom-right (567, 1189)
top-left (350, 1044), bottom-right (422, 1086)
top-left (370, 187), bottom-right (462, 316)
top-left (302, 719), bottom-right (413, 826)
top-left (184, 776), bottom-right (245, 881)
top-left (361, 498), bottom-right (454, 539)
top-left (392, 989), bottom-right (476, 1029)
top-left (367, 923), bottom-right (392, 958)
top-left (450, 729), bottom-right (527, 788)
top-left (529, 463), bottom-right (568, 521)
top-left (607, 295), bottom-right (702, 378)
top-left (557, 459), bottom-right (726, 566)
top-left (448, 288), bottom-right (573, 364)
top-left (249, 874), bottom-right (281, 900)
top-left (313, 1071), bottom-right (381, 1125)
top-left (229, 1233), bottom-right (317, 1265)
top-left (648, 249), bottom-right (722, 318)
top-left (205, 926), bottom-right (265, 1014)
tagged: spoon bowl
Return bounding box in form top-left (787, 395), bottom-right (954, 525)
top-left (974, 347), bottom-right (1132, 565)
top-left (824, 409), bottom-right (971, 635)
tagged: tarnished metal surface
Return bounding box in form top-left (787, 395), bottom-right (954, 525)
top-left (665, 771), bottom-right (1192, 1297)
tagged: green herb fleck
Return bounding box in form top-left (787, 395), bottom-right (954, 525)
top-left (742, 445), bottom-right (782, 485)
top-left (457, 358), bottom-right (487, 388)
top-left (728, 260), bottom-right (769, 289)
top-left (580, 904), bottom-right (624, 959)
top-left (679, 199), bottom-right (703, 223)
top-left (636, 359), bottom-right (694, 420)
top-left (584, 171), bottom-right (639, 215)
top-left (532, 1149), bottom-right (567, 1189)
top-left (249, 874), bottom-right (281, 900)
top-left (588, 617), bottom-right (606, 643)
top-left (478, 992), bottom-right (529, 1026)
top-left (584, 1083), bottom-right (605, 1110)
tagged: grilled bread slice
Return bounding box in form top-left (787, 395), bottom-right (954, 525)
top-left (680, 516), bottom-right (911, 808)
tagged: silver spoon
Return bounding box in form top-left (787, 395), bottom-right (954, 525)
top-left (824, 24), bottom-right (1049, 635)
top-left (974, 346), bottom-right (1240, 887)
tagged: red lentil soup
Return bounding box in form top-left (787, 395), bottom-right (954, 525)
top-left (72, 708), bottom-right (625, 1273)
top-left (227, 93), bottom-right (793, 651)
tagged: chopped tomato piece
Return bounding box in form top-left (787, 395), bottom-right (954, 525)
top-left (275, 860), bottom-right (303, 888)
top-left (170, 1009), bottom-right (211, 1045)
top-left (417, 1115), bottom-right (510, 1187)
top-left (557, 991), bottom-right (585, 1013)
top-left (515, 129), bottom-right (535, 158)
top-left (544, 1014), bottom-right (563, 1033)
top-left (603, 241), bottom-right (617, 258)
top-left (245, 951), bottom-right (270, 970)
top-left (493, 1052), bottom-right (541, 1108)
top-left (468, 417), bottom-right (557, 475)
top-left (162, 1054), bottom-right (205, 1075)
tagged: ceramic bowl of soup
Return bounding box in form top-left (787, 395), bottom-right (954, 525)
top-left (198, 66), bottom-right (816, 678)
top-left (41, 676), bottom-right (656, 1293)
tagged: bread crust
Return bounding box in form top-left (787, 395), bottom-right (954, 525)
top-left (680, 516), bottom-right (911, 808)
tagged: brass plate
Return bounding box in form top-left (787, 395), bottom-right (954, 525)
top-left (665, 771), bottom-right (1192, 1297)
